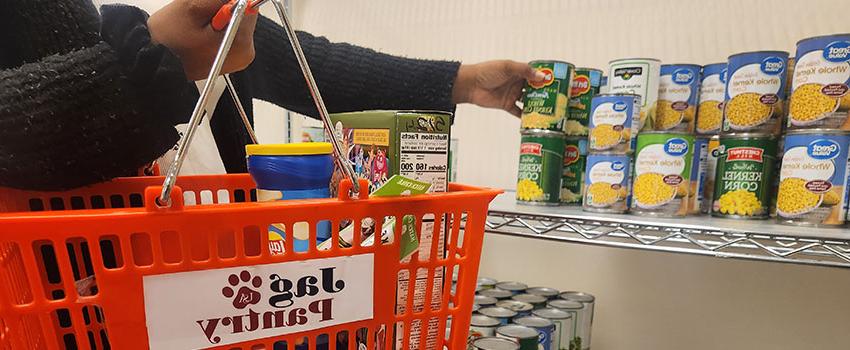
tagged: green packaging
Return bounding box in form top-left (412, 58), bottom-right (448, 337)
top-left (712, 134), bottom-right (777, 219)
top-left (566, 68), bottom-right (603, 136)
top-left (561, 137), bottom-right (588, 204)
top-left (521, 60), bottom-right (576, 132)
top-left (517, 130), bottom-right (565, 205)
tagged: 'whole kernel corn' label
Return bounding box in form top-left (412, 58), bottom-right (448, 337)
top-left (777, 131), bottom-right (850, 226)
top-left (521, 61), bottom-right (575, 131)
top-left (588, 94), bottom-right (640, 153)
top-left (712, 135), bottom-right (777, 219)
top-left (697, 63), bottom-right (727, 134)
top-left (583, 154), bottom-right (631, 213)
top-left (656, 64), bottom-right (701, 132)
top-left (723, 51), bottom-right (789, 135)
top-left (632, 132), bottom-right (694, 217)
top-left (517, 131), bottom-right (565, 205)
top-left (566, 68), bottom-right (603, 136)
top-left (561, 137), bottom-right (588, 204)
top-left (789, 34), bottom-right (850, 130)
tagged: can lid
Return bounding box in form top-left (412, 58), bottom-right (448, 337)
top-left (530, 60), bottom-right (576, 68)
top-left (246, 142), bottom-right (332, 156)
top-left (514, 316), bottom-right (554, 328)
top-left (547, 299), bottom-right (584, 310)
top-left (661, 63), bottom-right (702, 68)
top-left (479, 289), bottom-right (514, 299)
top-left (495, 281), bottom-right (529, 291)
top-left (496, 300), bottom-right (534, 312)
top-left (479, 306), bottom-right (518, 318)
top-left (559, 291), bottom-right (596, 303)
top-left (532, 307), bottom-right (572, 320)
top-left (496, 325), bottom-right (539, 339)
top-left (702, 62), bottom-right (727, 69)
top-left (720, 132), bottom-right (777, 140)
top-left (576, 67), bottom-right (604, 73)
top-left (472, 337), bottom-right (520, 350)
top-left (473, 304), bottom-right (481, 313)
top-left (728, 50), bottom-right (789, 60)
top-left (474, 295), bottom-right (499, 306)
top-left (796, 33), bottom-right (850, 46)
top-left (478, 277), bottom-right (498, 286)
top-left (521, 129), bottom-right (566, 138)
top-left (786, 128), bottom-right (850, 136)
top-left (512, 293), bottom-right (547, 304)
top-left (470, 314), bottom-right (501, 327)
top-left (526, 287), bottom-right (561, 297)
top-left (609, 57), bottom-right (661, 64)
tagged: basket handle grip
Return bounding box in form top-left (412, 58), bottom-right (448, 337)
top-left (338, 179), bottom-right (370, 201)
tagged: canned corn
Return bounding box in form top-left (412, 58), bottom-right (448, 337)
top-left (788, 34), bottom-right (850, 130)
top-left (656, 64), bottom-right (701, 132)
top-left (608, 58), bottom-right (661, 131)
top-left (689, 136), bottom-right (710, 215)
top-left (701, 135), bottom-right (721, 214)
top-left (566, 68), bottom-right (603, 136)
top-left (777, 129), bottom-right (850, 226)
top-left (522, 61), bottom-right (576, 131)
top-left (632, 132), bottom-right (694, 217)
top-left (712, 133), bottom-right (777, 219)
top-left (588, 93), bottom-right (640, 153)
top-left (517, 130), bottom-right (565, 206)
top-left (561, 137), bottom-right (588, 205)
top-left (723, 51), bottom-right (789, 135)
top-left (697, 63), bottom-right (727, 134)
top-left (583, 153), bottom-right (632, 213)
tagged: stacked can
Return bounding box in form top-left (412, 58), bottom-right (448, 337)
top-left (582, 93), bottom-right (640, 213)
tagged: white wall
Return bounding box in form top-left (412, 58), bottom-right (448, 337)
top-left (290, 1), bottom-right (850, 350)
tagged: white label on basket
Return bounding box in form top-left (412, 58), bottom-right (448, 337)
top-left (143, 254), bottom-right (374, 349)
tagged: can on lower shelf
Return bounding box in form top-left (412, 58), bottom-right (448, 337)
top-left (479, 306), bottom-right (519, 325)
top-left (496, 325), bottom-right (540, 350)
top-left (512, 293), bottom-right (548, 309)
top-left (656, 64), bottom-right (701, 132)
top-left (517, 130), bottom-right (566, 206)
top-left (496, 281), bottom-right (529, 295)
top-left (559, 292), bottom-right (595, 350)
top-left (546, 299), bottom-right (584, 350)
top-left (632, 132), bottom-right (695, 217)
top-left (583, 153), bottom-right (632, 213)
top-left (562, 137), bottom-right (588, 205)
top-left (470, 314), bottom-right (502, 340)
top-left (479, 288), bottom-right (514, 300)
top-left (588, 93), bottom-right (640, 153)
top-left (526, 287), bottom-right (562, 300)
top-left (471, 337), bottom-right (521, 350)
top-left (475, 295), bottom-right (499, 307)
top-left (532, 308), bottom-right (574, 350)
top-left (723, 50), bottom-right (789, 135)
top-left (514, 316), bottom-right (556, 350)
top-left (712, 133), bottom-right (778, 219)
top-left (496, 300), bottom-right (534, 317)
top-left (478, 277), bottom-right (498, 290)
top-left (776, 129), bottom-right (850, 226)
top-left (522, 60), bottom-right (576, 132)
top-left (701, 135), bottom-right (721, 214)
top-left (566, 68), bottom-right (603, 136)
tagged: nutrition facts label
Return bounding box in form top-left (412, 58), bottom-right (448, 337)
top-left (400, 132), bottom-right (449, 192)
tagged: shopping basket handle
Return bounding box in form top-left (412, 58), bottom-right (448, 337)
top-left (211, 0), bottom-right (265, 31)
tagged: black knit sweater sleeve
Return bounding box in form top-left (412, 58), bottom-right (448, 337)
top-left (0, 4), bottom-right (196, 190)
top-left (238, 16), bottom-right (461, 116)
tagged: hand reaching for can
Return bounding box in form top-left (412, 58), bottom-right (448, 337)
top-left (148, 0), bottom-right (259, 80)
top-left (453, 60), bottom-right (547, 117)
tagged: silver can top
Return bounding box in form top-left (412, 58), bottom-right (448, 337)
top-left (559, 291), bottom-right (596, 303)
top-left (514, 316), bottom-right (554, 328)
top-left (547, 299), bottom-right (584, 310)
top-left (496, 325), bottom-right (539, 340)
top-left (471, 337), bottom-right (520, 350)
top-left (495, 281), bottom-right (529, 292)
top-left (475, 295), bottom-right (498, 306)
top-left (525, 287), bottom-right (561, 298)
top-left (470, 314), bottom-right (501, 327)
top-left (478, 277), bottom-right (498, 286)
top-left (532, 307), bottom-right (573, 320)
top-left (479, 288), bottom-right (514, 299)
top-left (496, 300), bottom-right (534, 313)
top-left (512, 293), bottom-right (547, 304)
top-left (479, 306), bottom-right (518, 319)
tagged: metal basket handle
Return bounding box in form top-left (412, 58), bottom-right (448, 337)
top-left (159, 0), bottom-right (359, 206)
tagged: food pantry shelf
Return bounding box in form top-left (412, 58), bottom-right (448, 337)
top-left (484, 192), bottom-right (850, 269)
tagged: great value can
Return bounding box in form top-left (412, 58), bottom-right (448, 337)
top-left (582, 154), bottom-right (632, 213)
top-left (517, 130), bottom-right (565, 206)
top-left (712, 134), bottom-right (778, 219)
top-left (565, 68), bottom-right (603, 136)
top-left (701, 135), bottom-right (721, 214)
top-left (532, 308), bottom-right (574, 350)
top-left (561, 137), bottom-right (588, 205)
top-left (723, 51), bottom-right (789, 135)
top-left (697, 63), bottom-right (727, 134)
top-left (558, 291), bottom-right (595, 350)
top-left (608, 58), bottom-right (661, 131)
top-left (656, 64), bottom-right (701, 132)
top-left (788, 34), bottom-right (850, 130)
top-left (496, 325), bottom-right (540, 350)
top-left (588, 93), bottom-right (640, 153)
top-left (514, 316), bottom-right (555, 350)
top-left (522, 61), bottom-right (576, 131)
top-left (632, 132), bottom-right (694, 217)
top-left (470, 314), bottom-right (502, 340)
top-left (496, 300), bottom-right (534, 317)
top-left (776, 129), bottom-right (850, 226)
top-left (689, 136), bottom-right (710, 214)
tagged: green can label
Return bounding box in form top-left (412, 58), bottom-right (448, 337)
top-left (712, 136), bottom-right (777, 218)
top-left (633, 133), bottom-right (694, 216)
top-left (522, 61), bottom-right (574, 131)
top-left (517, 133), bottom-right (565, 204)
top-left (566, 68), bottom-right (602, 136)
top-left (561, 137), bottom-right (588, 204)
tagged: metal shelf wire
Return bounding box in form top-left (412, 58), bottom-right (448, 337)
top-left (484, 193), bottom-right (850, 269)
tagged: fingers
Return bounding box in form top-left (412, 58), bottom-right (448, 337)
top-left (506, 60), bottom-right (545, 83)
top-left (504, 81), bottom-right (525, 117)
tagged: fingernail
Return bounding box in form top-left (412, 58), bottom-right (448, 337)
top-left (533, 71), bottom-right (546, 80)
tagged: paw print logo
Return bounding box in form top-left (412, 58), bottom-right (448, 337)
top-left (222, 271), bottom-right (262, 310)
